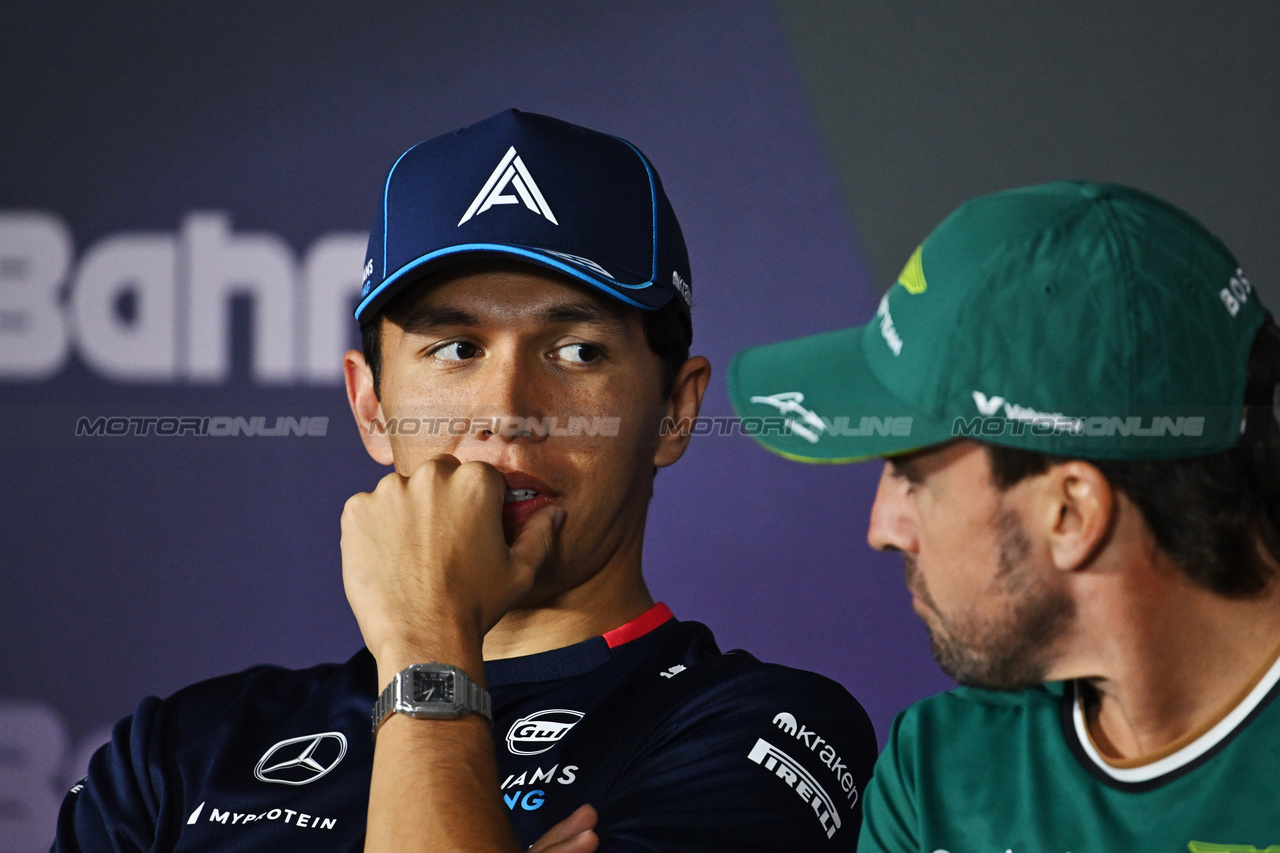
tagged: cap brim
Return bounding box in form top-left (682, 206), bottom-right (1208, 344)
top-left (727, 324), bottom-right (952, 463)
top-left (355, 243), bottom-right (676, 323)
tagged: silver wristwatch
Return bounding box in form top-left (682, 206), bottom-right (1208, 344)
top-left (371, 663), bottom-right (492, 740)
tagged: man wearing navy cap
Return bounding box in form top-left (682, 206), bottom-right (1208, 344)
top-left (55, 109), bottom-right (876, 852)
top-left (729, 182), bottom-right (1280, 850)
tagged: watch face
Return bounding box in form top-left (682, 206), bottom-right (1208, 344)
top-left (412, 670), bottom-right (455, 704)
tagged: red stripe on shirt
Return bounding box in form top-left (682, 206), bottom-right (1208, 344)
top-left (602, 602), bottom-right (674, 649)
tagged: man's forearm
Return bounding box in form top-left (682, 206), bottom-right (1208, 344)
top-left (343, 460), bottom-right (568, 851)
top-left (364, 626), bottom-right (520, 853)
top-left (365, 712), bottom-right (521, 853)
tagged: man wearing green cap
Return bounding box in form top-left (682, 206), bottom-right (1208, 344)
top-left (729, 181), bottom-right (1280, 849)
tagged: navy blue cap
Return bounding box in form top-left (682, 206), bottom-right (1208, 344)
top-left (355, 109), bottom-right (693, 325)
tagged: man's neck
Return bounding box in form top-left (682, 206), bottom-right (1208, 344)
top-left (481, 558), bottom-right (655, 661)
top-left (1073, 564), bottom-right (1280, 761)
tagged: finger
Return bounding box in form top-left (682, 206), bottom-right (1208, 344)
top-left (508, 504), bottom-right (564, 576)
top-left (530, 831), bottom-right (598, 853)
top-left (446, 459), bottom-right (509, 512)
top-left (403, 452), bottom-right (463, 479)
top-left (528, 804), bottom-right (598, 852)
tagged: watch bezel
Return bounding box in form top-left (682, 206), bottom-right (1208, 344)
top-left (394, 663), bottom-right (468, 718)
top-left (372, 662), bottom-right (492, 740)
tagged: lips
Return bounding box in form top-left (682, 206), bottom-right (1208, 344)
top-left (499, 471), bottom-right (558, 533)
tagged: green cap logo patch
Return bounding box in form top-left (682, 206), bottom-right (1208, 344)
top-left (896, 244), bottom-right (927, 294)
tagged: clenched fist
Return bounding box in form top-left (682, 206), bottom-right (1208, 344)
top-left (341, 455), bottom-right (563, 684)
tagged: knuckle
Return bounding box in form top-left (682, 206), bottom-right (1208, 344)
top-left (428, 453), bottom-right (460, 472)
top-left (458, 460), bottom-right (501, 487)
top-left (408, 454), bottom-right (458, 486)
top-left (372, 471), bottom-right (401, 495)
top-left (341, 492), bottom-right (367, 520)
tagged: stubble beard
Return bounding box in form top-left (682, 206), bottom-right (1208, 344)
top-left (905, 509), bottom-right (1075, 691)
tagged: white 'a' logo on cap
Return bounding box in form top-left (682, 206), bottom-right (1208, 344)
top-left (458, 146), bottom-right (558, 226)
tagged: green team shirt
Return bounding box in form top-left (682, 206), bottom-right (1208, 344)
top-left (858, 655), bottom-right (1280, 853)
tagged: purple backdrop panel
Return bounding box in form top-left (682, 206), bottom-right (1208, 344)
top-left (0, 4), bottom-right (947, 847)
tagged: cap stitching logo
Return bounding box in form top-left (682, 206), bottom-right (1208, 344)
top-left (749, 392), bottom-right (825, 444)
top-left (1219, 267), bottom-right (1253, 317)
top-left (672, 271), bottom-right (692, 305)
top-left (543, 250), bottom-right (612, 279)
top-left (253, 732), bottom-right (348, 786)
top-left (876, 294), bottom-right (904, 356)
top-left (459, 146), bottom-right (558, 227)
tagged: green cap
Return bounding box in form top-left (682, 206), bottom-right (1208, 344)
top-left (728, 181), bottom-right (1268, 463)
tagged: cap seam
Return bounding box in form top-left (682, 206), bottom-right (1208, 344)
top-left (381, 141), bottom-right (426, 280)
top-left (1092, 195), bottom-right (1137, 413)
top-left (612, 137), bottom-right (660, 286)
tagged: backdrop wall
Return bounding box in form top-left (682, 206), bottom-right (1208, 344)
top-left (3, 3), bottom-right (1277, 850)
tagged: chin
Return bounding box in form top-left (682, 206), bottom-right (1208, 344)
top-left (931, 637), bottom-right (1049, 691)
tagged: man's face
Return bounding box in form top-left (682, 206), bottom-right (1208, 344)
top-left (866, 441), bottom-right (1074, 689)
top-left (351, 262), bottom-right (690, 607)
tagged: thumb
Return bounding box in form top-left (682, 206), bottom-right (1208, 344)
top-left (509, 505), bottom-right (564, 576)
top-left (528, 804), bottom-right (598, 852)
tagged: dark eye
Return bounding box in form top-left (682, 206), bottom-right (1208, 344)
top-left (431, 341), bottom-right (481, 361)
top-left (556, 343), bottom-right (604, 363)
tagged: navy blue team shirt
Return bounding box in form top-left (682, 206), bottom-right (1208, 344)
top-left (54, 604), bottom-right (877, 851)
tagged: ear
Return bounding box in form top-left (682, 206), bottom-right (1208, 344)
top-left (653, 355), bottom-right (711, 469)
top-left (343, 348), bottom-right (395, 466)
top-left (1042, 460), bottom-right (1115, 572)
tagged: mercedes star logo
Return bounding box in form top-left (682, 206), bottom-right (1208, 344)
top-left (254, 731), bottom-right (348, 786)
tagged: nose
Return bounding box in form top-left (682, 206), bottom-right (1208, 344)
top-left (867, 462), bottom-right (917, 553)
top-left (470, 350), bottom-right (549, 444)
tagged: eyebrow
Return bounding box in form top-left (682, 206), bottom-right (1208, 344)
top-left (539, 302), bottom-right (628, 331)
top-left (396, 301), bottom-right (629, 337)
top-left (397, 306), bottom-right (479, 337)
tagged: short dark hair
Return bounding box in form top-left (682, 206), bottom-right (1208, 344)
top-left (985, 318), bottom-right (1280, 598)
top-left (359, 278), bottom-right (691, 401)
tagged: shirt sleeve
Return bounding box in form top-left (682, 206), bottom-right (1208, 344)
top-left (855, 710), bottom-right (919, 853)
top-left (590, 660), bottom-right (878, 853)
top-left (52, 697), bottom-right (164, 853)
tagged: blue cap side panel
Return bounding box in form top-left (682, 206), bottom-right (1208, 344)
top-left (381, 142), bottom-right (425, 280)
top-left (615, 137), bottom-right (660, 283)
